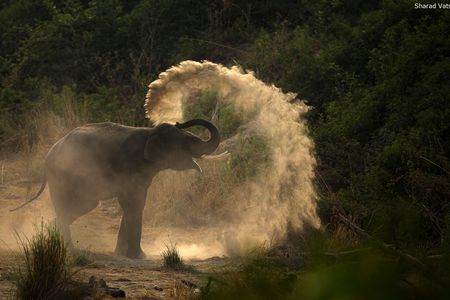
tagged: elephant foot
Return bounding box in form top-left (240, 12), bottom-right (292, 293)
top-left (114, 244), bottom-right (128, 256)
top-left (126, 248), bottom-right (146, 259)
top-left (115, 244), bottom-right (146, 259)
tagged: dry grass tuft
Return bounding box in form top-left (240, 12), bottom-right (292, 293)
top-left (161, 242), bottom-right (184, 270)
top-left (13, 221), bottom-right (71, 300)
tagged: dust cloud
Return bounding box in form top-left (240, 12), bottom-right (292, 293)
top-left (0, 188), bottom-right (55, 248)
top-left (145, 60), bottom-right (320, 257)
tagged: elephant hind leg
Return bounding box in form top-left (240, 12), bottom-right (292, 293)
top-left (52, 206), bottom-right (87, 247)
top-left (49, 180), bottom-right (99, 247)
top-left (53, 201), bottom-right (99, 247)
top-left (49, 185), bottom-right (74, 245)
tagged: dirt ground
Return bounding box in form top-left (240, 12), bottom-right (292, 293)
top-left (0, 158), bottom-right (232, 299)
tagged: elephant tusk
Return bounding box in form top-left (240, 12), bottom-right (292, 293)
top-left (201, 151), bottom-right (231, 160)
top-left (192, 159), bottom-right (202, 173)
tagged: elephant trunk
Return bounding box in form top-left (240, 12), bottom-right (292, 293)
top-left (176, 119), bottom-right (220, 157)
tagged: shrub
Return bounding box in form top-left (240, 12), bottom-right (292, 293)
top-left (13, 221), bottom-right (71, 300)
top-left (202, 237), bottom-right (450, 300)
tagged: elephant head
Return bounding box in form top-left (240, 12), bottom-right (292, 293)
top-left (143, 119), bottom-right (220, 172)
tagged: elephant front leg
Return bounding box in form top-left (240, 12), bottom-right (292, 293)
top-left (114, 215), bottom-right (128, 256)
top-left (124, 209), bottom-right (146, 259)
top-left (118, 192), bottom-right (146, 259)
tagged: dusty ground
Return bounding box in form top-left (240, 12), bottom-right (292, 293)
top-left (0, 158), bottom-right (233, 299)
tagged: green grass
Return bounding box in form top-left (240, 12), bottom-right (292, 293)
top-left (13, 221), bottom-right (71, 300)
top-left (161, 242), bottom-right (184, 270)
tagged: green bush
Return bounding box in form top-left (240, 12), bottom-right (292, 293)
top-left (203, 235), bottom-right (450, 300)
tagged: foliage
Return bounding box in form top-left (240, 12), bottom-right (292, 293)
top-left (203, 232), bottom-right (450, 300)
top-left (234, 0), bottom-right (449, 251)
top-left (13, 221), bottom-right (71, 300)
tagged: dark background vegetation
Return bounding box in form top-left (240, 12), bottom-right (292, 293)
top-left (1, 0), bottom-right (449, 298)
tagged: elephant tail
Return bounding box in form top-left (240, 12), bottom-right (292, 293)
top-left (10, 174), bottom-right (47, 212)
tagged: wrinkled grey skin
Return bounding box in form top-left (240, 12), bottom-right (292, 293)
top-left (14, 119), bottom-right (220, 258)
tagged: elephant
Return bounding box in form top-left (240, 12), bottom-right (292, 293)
top-left (11, 119), bottom-right (220, 258)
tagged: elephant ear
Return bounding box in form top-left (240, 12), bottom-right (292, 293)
top-left (144, 133), bottom-right (165, 161)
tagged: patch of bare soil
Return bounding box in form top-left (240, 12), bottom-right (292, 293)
top-left (0, 159), bottom-right (232, 299)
